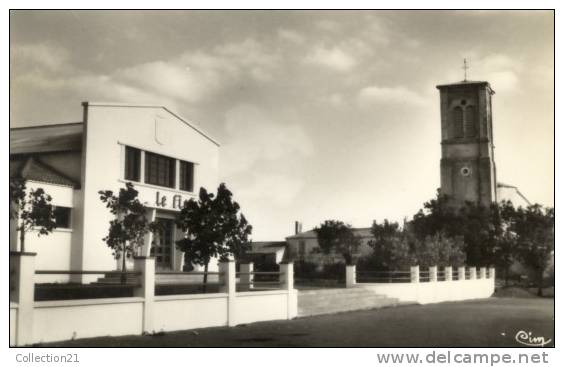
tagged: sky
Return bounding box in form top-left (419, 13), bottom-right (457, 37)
top-left (10, 10), bottom-right (554, 240)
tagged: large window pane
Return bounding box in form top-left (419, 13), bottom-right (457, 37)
top-left (124, 146), bottom-right (141, 181)
top-left (145, 151), bottom-right (176, 188)
top-left (179, 160), bottom-right (194, 192)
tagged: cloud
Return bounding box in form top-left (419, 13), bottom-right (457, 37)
top-left (236, 173), bottom-right (305, 207)
top-left (220, 104), bottom-right (314, 176)
top-left (316, 19), bottom-right (341, 32)
top-left (305, 45), bottom-right (357, 72)
top-left (11, 37), bottom-right (281, 109)
top-left (357, 85), bottom-right (426, 106)
top-left (277, 28), bottom-right (305, 44)
top-left (11, 42), bottom-right (71, 73)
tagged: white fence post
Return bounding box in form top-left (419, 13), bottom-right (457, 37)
top-left (280, 262), bottom-right (294, 291)
top-left (410, 265), bottom-right (420, 283)
top-left (488, 267), bottom-right (496, 280)
top-left (429, 266), bottom-right (437, 282)
top-left (133, 256), bottom-right (155, 334)
top-left (458, 266), bottom-right (466, 281)
top-left (10, 252), bottom-right (36, 346)
top-left (346, 264), bottom-right (356, 288)
top-left (279, 262), bottom-right (295, 319)
top-left (240, 262), bottom-right (254, 291)
top-left (445, 266), bottom-right (453, 281)
top-left (479, 267), bottom-right (487, 279)
top-left (219, 260), bottom-right (236, 326)
top-left (469, 267), bottom-right (477, 280)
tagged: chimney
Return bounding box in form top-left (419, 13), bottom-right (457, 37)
top-left (294, 221), bottom-right (302, 235)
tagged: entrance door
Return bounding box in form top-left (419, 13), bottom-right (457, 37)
top-left (151, 218), bottom-right (174, 270)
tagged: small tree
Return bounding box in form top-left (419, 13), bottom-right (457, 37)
top-left (175, 183), bottom-right (252, 290)
top-left (512, 204), bottom-right (554, 296)
top-left (99, 182), bottom-right (152, 283)
top-left (366, 220), bottom-right (404, 270)
top-left (412, 232), bottom-right (466, 268)
top-left (10, 179), bottom-right (57, 252)
top-left (490, 201), bottom-right (518, 286)
top-left (314, 220), bottom-right (360, 265)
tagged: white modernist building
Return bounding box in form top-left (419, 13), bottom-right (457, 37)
top-left (10, 102), bottom-right (220, 281)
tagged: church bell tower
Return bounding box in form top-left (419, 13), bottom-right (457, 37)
top-left (436, 80), bottom-right (497, 208)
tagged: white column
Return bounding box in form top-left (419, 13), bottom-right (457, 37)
top-left (458, 266), bottom-right (466, 281)
top-left (10, 252), bottom-right (36, 346)
top-left (240, 263), bottom-right (254, 291)
top-left (429, 266), bottom-right (438, 282)
top-left (346, 264), bottom-right (356, 288)
top-left (469, 267), bottom-right (477, 280)
top-left (219, 260), bottom-right (236, 326)
top-left (445, 266), bottom-right (453, 281)
top-left (410, 265), bottom-right (420, 283)
top-left (479, 267), bottom-right (487, 279)
top-left (488, 267), bottom-right (496, 280)
top-left (133, 256), bottom-right (155, 334)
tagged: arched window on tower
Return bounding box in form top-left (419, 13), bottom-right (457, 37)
top-left (450, 106), bottom-right (464, 138)
top-left (465, 106), bottom-right (476, 137)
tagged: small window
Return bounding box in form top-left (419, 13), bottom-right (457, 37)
top-left (54, 207), bottom-right (71, 229)
top-left (179, 161), bottom-right (194, 192)
top-left (124, 146), bottom-right (141, 182)
top-left (450, 106), bottom-right (464, 138)
top-left (465, 106), bottom-right (476, 137)
top-left (145, 151), bottom-right (176, 188)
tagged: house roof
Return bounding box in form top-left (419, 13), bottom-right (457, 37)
top-left (286, 227), bottom-right (373, 240)
top-left (10, 157), bottom-right (79, 188)
top-left (497, 182), bottom-right (531, 208)
top-left (10, 122), bottom-right (83, 155)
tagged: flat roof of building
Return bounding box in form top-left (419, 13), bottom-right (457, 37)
top-left (10, 122), bottom-right (84, 155)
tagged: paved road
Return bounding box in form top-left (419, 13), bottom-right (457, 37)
top-left (41, 297), bottom-right (554, 347)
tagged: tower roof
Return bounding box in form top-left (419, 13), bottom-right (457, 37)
top-left (436, 80), bottom-right (495, 94)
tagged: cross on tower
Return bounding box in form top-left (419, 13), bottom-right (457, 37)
top-left (462, 58), bottom-right (469, 82)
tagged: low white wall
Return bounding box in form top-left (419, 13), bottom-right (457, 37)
top-left (234, 291), bottom-right (290, 325)
top-left (154, 293), bottom-right (228, 331)
top-left (359, 279), bottom-right (494, 305)
top-left (32, 297), bottom-right (144, 343)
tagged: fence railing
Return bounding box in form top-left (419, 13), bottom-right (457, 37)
top-left (356, 271), bottom-right (411, 283)
top-left (10, 253), bottom-right (296, 346)
top-left (348, 265), bottom-right (495, 287)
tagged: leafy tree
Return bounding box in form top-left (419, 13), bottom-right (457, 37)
top-left (99, 182), bottom-right (153, 283)
top-left (366, 220), bottom-right (407, 270)
top-left (412, 232), bottom-right (466, 268)
top-left (512, 204), bottom-right (554, 296)
top-left (314, 220), bottom-right (360, 265)
top-left (10, 179), bottom-right (57, 252)
top-left (490, 201), bottom-right (519, 286)
top-left (175, 183), bottom-right (252, 289)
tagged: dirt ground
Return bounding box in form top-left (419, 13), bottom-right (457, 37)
top-left (38, 297), bottom-right (554, 347)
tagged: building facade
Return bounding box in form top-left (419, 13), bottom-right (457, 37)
top-left (437, 81), bottom-right (498, 208)
top-left (10, 102), bottom-right (220, 282)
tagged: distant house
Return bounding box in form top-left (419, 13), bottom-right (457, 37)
top-left (247, 241), bottom-right (287, 264)
top-left (285, 224), bottom-right (374, 267)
